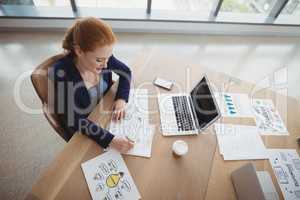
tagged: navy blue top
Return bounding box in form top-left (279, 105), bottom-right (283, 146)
top-left (49, 53), bottom-right (132, 148)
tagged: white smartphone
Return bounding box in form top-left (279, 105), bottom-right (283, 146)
top-left (153, 77), bottom-right (174, 90)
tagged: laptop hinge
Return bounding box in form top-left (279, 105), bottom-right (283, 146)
top-left (188, 96), bottom-right (200, 130)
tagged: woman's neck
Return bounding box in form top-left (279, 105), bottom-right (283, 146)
top-left (74, 57), bottom-right (99, 88)
top-left (74, 57), bottom-right (89, 76)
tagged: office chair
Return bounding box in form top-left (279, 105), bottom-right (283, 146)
top-left (31, 53), bottom-right (70, 142)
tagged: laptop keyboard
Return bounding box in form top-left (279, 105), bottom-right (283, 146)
top-left (172, 96), bottom-right (195, 132)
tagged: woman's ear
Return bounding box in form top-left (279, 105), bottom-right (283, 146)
top-left (73, 45), bottom-right (83, 57)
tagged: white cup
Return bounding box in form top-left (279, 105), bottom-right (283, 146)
top-left (172, 140), bottom-right (188, 156)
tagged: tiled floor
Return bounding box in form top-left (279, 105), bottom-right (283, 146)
top-left (0, 31), bottom-right (300, 200)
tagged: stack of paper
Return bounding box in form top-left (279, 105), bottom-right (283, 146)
top-left (109, 89), bottom-right (155, 158)
top-left (81, 150), bottom-right (141, 200)
top-left (215, 92), bottom-right (254, 118)
top-left (268, 149), bottom-right (300, 200)
top-left (214, 124), bottom-right (268, 160)
top-left (252, 99), bottom-right (288, 135)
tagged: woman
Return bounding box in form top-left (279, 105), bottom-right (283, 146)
top-left (50, 17), bottom-right (134, 152)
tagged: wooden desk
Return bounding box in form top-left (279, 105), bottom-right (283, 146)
top-left (205, 78), bottom-right (300, 200)
top-left (26, 53), bottom-right (300, 200)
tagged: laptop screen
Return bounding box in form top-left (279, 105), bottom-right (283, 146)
top-left (190, 76), bottom-right (220, 129)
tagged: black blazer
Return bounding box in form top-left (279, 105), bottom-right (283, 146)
top-left (49, 54), bottom-right (132, 148)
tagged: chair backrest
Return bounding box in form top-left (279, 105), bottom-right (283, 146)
top-left (31, 54), bottom-right (65, 104)
top-left (31, 54), bottom-right (70, 141)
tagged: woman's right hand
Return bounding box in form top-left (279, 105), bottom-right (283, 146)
top-left (110, 136), bottom-right (134, 153)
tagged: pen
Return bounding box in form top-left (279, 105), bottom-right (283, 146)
top-left (125, 136), bottom-right (135, 143)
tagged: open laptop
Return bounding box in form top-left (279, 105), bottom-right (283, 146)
top-left (158, 75), bottom-right (221, 136)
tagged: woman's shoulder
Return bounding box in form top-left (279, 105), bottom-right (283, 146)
top-left (49, 54), bottom-right (74, 81)
top-left (107, 54), bottom-right (117, 66)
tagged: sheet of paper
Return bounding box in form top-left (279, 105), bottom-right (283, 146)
top-left (252, 99), bottom-right (288, 135)
top-left (109, 89), bottom-right (154, 158)
top-left (125, 125), bottom-right (155, 158)
top-left (268, 149), bottom-right (300, 200)
top-left (214, 124), bottom-right (268, 160)
top-left (215, 92), bottom-right (254, 118)
top-left (81, 150), bottom-right (141, 200)
top-left (110, 124), bottom-right (155, 158)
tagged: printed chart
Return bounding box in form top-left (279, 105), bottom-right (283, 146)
top-left (252, 99), bottom-right (288, 135)
top-left (268, 149), bottom-right (300, 200)
top-left (215, 92), bottom-right (254, 118)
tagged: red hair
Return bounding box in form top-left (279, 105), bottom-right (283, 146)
top-left (62, 17), bottom-right (116, 55)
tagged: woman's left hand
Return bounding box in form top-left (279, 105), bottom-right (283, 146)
top-left (112, 99), bottom-right (127, 121)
